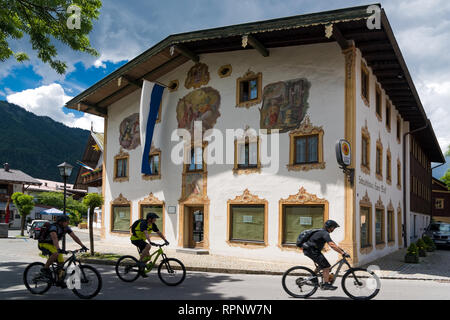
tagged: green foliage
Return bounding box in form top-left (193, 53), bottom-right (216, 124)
top-left (83, 193), bottom-right (104, 209)
top-left (422, 235), bottom-right (436, 250)
top-left (416, 238), bottom-right (426, 251)
top-left (440, 169), bottom-right (450, 189)
top-left (36, 192), bottom-right (87, 216)
top-left (0, 101), bottom-right (89, 184)
top-left (446, 145), bottom-right (450, 157)
top-left (68, 210), bottom-right (82, 226)
top-left (406, 243), bottom-right (418, 256)
top-left (0, 0), bottom-right (101, 74)
top-left (11, 192), bottom-right (35, 217)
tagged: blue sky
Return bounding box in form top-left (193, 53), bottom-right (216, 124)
top-left (0, 0), bottom-right (449, 157)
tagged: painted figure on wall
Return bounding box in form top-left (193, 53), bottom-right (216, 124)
top-left (176, 87), bottom-right (221, 134)
top-left (119, 113), bottom-right (140, 150)
top-left (185, 63), bottom-right (210, 89)
top-left (260, 78), bottom-right (311, 133)
top-left (185, 173), bottom-right (203, 198)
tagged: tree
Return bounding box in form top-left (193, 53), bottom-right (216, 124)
top-left (441, 169), bottom-right (450, 189)
top-left (446, 145), bottom-right (450, 157)
top-left (82, 193), bottom-right (103, 255)
top-left (11, 192), bottom-right (35, 236)
top-left (36, 192), bottom-right (88, 217)
top-left (0, 0), bottom-right (101, 74)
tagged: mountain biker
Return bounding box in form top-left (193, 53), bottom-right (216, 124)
top-left (302, 220), bottom-right (350, 290)
top-left (130, 212), bottom-right (169, 277)
top-left (38, 215), bottom-right (88, 286)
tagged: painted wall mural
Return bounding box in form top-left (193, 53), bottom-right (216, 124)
top-left (119, 113), bottom-right (140, 150)
top-left (259, 78), bottom-right (311, 133)
top-left (176, 87), bottom-right (221, 134)
top-left (185, 63), bottom-right (210, 89)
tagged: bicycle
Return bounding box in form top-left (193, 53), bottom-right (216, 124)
top-left (282, 253), bottom-right (381, 300)
top-left (23, 249), bottom-right (102, 300)
top-left (115, 242), bottom-right (186, 286)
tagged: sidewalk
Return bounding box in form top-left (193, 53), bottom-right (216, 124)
top-left (73, 228), bottom-right (450, 280)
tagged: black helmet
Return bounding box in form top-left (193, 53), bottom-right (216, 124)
top-left (57, 215), bottom-right (70, 223)
top-left (146, 212), bottom-right (159, 220)
top-left (324, 220), bottom-right (340, 229)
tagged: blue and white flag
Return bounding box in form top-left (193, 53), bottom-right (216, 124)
top-left (140, 80), bottom-right (165, 175)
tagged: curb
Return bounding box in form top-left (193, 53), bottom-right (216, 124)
top-left (79, 258), bottom-right (450, 281)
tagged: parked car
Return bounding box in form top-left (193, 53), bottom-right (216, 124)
top-left (29, 220), bottom-right (51, 240)
top-left (423, 222), bottom-right (450, 247)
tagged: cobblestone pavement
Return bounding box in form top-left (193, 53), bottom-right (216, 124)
top-left (69, 228), bottom-right (450, 280)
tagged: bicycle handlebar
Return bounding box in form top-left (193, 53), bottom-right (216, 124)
top-left (149, 242), bottom-right (168, 247)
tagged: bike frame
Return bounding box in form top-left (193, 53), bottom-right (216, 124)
top-left (48, 251), bottom-right (83, 283)
top-left (315, 257), bottom-right (352, 285)
top-left (141, 247), bottom-right (168, 274)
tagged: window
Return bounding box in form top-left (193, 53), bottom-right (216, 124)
top-left (396, 116), bottom-right (401, 143)
top-left (288, 116), bottom-right (325, 171)
top-left (362, 137), bottom-right (369, 166)
top-left (360, 206), bottom-right (371, 248)
top-left (361, 63), bottom-right (370, 105)
top-left (156, 100), bottom-right (162, 123)
top-left (229, 205), bottom-right (265, 243)
top-left (0, 184), bottom-right (8, 194)
top-left (375, 86), bottom-right (382, 121)
top-left (140, 204), bottom-right (163, 235)
top-left (234, 136), bottom-right (260, 174)
top-left (143, 149), bottom-right (161, 180)
top-left (282, 205), bottom-right (324, 245)
top-left (116, 159), bottom-right (127, 178)
top-left (114, 150), bottom-right (129, 182)
top-left (397, 160), bottom-right (401, 189)
top-left (375, 208), bottom-right (385, 245)
top-left (386, 151), bottom-right (392, 184)
top-left (387, 210), bottom-right (395, 242)
top-left (386, 100), bottom-right (391, 131)
top-left (111, 205), bottom-right (130, 232)
top-left (376, 143), bottom-right (383, 180)
top-left (236, 71), bottom-right (262, 108)
top-left (187, 146), bottom-right (204, 172)
top-left (361, 125), bottom-right (370, 175)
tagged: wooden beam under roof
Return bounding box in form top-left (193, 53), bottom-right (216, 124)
top-left (173, 44), bottom-right (200, 63)
top-left (329, 24), bottom-right (350, 50)
top-left (78, 102), bottom-right (107, 116)
top-left (246, 35), bottom-right (270, 57)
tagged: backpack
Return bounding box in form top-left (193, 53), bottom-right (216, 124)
top-left (130, 219), bottom-right (144, 237)
top-left (38, 222), bottom-right (53, 242)
top-left (296, 229), bottom-right (321, 248)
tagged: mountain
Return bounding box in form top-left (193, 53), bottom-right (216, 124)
top-left (433, 156), bottom-right (450, 180)
top-left (0, 100), bottom-right (89, 184)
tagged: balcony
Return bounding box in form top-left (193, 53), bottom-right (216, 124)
top-left (81, 168), bottom-right (102, 187)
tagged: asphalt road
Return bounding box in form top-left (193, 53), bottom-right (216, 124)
top-left (1, 231), bottom-right (450, 300)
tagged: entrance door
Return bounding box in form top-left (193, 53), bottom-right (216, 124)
top-left (189, 207), bottom-right (204, 248)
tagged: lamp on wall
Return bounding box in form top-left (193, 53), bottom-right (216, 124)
top-left (57, 162), bottom-right (73, 250)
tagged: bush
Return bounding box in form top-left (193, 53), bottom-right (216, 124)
top-left (68, 210), bottom-right (82, 226)
top-left (406, 243), bottom-right (419, 256)
top-left (422, 235), bottom-right (436, 251)
top-left (416, 239), bottom-right (427, 257)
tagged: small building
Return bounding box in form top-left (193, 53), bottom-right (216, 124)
top-left (0, 163), bottom-right (42, 229)
top-left (66, 5), bottom-right (444, 265)
top-left (432, 177), bottom-right (450, 223)
top-left (26, 178), bottom-right (87, 200)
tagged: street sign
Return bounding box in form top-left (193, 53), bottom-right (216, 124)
top-left (336, 139), bottom-right (351, 167)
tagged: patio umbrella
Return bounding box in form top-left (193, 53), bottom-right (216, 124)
top-left (5, 199), bottom-right (10, 224)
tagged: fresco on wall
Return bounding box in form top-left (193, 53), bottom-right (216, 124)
top-left (176, 87), bottom-right (221, 134)
top-left (119, 113), bottom-right (140, 150)
top-left (185, 63), bottom-right (210, 89)
top-left (259, 78), bottom-right (311, 133)
top-left (184, 173), bottom-right (204, 198)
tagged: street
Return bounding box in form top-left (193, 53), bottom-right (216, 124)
top-left (1, 231), bottom-right (450, 300)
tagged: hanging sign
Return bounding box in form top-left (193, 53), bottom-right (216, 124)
top-left (336, 139), bottom-right (351, 167)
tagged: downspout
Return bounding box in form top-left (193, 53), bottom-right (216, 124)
top-left (403, 121), bottom-right (429, 248)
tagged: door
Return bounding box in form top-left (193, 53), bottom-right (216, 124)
top-left (189, 207), bottom-right (204, 248)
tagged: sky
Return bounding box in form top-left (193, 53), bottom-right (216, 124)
top-left (0, 0), bottom-right (449, 155)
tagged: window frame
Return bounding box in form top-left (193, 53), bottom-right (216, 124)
top-left (138, 193), bottom-right (165, 238)
top-left (375, 197), bottom-right (386, 249)
top-left (236, 70), bottom-right (262, 108)
top-left (385, 99), bottom-right (391, 132)
top-left (375, 85), bottom-right (382, 122)
top-left (110, 194), bottom-right (132, 234)
top-left (114, 149), bottom-right (129, 183)
top-left (360, 199), bottom-right (373, 254)
top-left (233, 136), bottom-right (261, 174)
top-left (361, 124), bottom-right (371, 175)
top-left (386, 148), bottom-right (392, 185)
top-left (375, 138), bottom-right (383, 181)
top-left (435, 198), bottom-right (444, 209)
top-left (361, 63), bottom-right (370, 106)
top-left (396, 116), bottom-right (402, 143)
top-left (143, 148), bottom-right (161, 180)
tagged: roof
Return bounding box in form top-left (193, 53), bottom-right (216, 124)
top-left (432, 177), bottom-right (449, 191)
top-left (92, 131), bottom-right (104, 152)
top-left (65, 3), bottom-right (444, 162)
top-left (0, 168), bottom-right (41, 186)
top-left (27, 178), bottom-right (86, 194)
top-left (73, 130), bottom-right (104, 190)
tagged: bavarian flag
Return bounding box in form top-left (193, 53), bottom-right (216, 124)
top-left (139, 80), bottom-right (165, 175)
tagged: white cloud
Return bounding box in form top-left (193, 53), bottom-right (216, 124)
top-left (6, 84), bottom-right (104, 132)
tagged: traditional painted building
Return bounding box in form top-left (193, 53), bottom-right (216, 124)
top-left (66, 5), bottom-right (444, 265)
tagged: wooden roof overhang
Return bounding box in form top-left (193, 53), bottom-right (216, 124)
top-left (65, 4), bottom-right (444, 163)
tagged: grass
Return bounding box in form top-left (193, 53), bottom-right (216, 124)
top-left (80, 252), bottom-right (122, 261)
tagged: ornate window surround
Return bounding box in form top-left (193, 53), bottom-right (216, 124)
top-left (218, 64), bottom-right (232, 78)
top-left (375, 135), bottom-right (383, 181)
top-left (287, 116), bottom-right (325, 172)
top-left (386, 147), bottom-right (392, 185)
top-left (226, 189), bottom-right (268, 249)
top-left (361, 62), bottom-right (370, 107)
top-left (278, 187), bottom-right (329, 251)
top-left (375, 84), bottom-right (382, 122)
top-left (385, 99), bottom-right (391, 133)
top-left (110, 193), bottom-right (132, 236)
top-left (360, 191), bottom-right (373, 255)
top-left (168, 80), bottom-right (179, 92)
top-left (142, 147), bottom-right (161, 181)
top-left (387, 200), bottom-right (395, 246)
top-left (236, 70), bottom-right (262, 108)
top-left (375, 196), bottom-right (386, 250)
top-left (397, 158), bottom-right (402, 190)
top-left (396, 115), bottom-right (402, 144)
top-left (233, 134), bottom-right (261, 175)
top-left (114, 148), bottom-right (129, 183)
top-left (138, 193), bottom-right (165, 238)
top-left (397, 204), bottom-right (403, 247)
top-left (361, 122), bottom-right (371, 175)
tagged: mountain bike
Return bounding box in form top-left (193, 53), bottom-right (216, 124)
top-left (282, 253), bottom-right (381, 300)
top-left (115, 242), bottom-right (186, 286)
top-left (23, 249), bottom-right (102, 299)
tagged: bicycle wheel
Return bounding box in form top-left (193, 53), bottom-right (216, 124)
top-left (23, 262), bottom-right (52, 295)
top-left (158, 258), bottom-right (186, 286)
top-left (71, 265), bottom-right (102, 299)
top-left (282, 266), bottom-right (319, 298)
top-left (115, 255), bottom-right (140, 282)
top-left (341, 268), bottom-right (381, 300)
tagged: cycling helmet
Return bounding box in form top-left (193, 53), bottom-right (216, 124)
top-left (56, 215), bottom-right (70, 223)
top-left (146, 212), bottom-right (159, 220)
top-left (324, 220), bottom-right (340, 229)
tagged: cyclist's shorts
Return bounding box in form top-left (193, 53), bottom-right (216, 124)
top-left (131, 240), bottom-right (149, 253)
top-left (303, 246), bottom-right (331, 269)
top-left (38, 243), bottom-right (64, 263)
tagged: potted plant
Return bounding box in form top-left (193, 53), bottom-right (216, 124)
top-left (422, 235), bottom-right (436, 252)
top-left (404, 243), bottom-right (419, 263)
top-left (416, 238), bottom-right (427, 257)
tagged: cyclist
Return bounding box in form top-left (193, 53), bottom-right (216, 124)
top-left (130, 212), bottom-right (169, 277)
top-left (302, 220), bottom-right (350, 290)
top-left (38, 215), bottom-right (88, 285)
